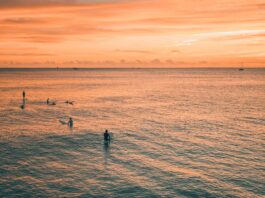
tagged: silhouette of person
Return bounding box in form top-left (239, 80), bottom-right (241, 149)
top-left (65, 100), bottom-right (74, 105)
top-left (104, 129), bottom-right (110, 142)
top-left (22, 91), bottom-right (26, 104)
top-left (68, 117), bottom-right (73, 128)
top-left (47, 98), bottom-right (50, 104)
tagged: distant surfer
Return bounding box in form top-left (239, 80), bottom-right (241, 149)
top-left (47, 99), bottom-right (56, 105)
top-left (20, 90), bottom-right (26, 109)
top-left (65, 100), bottom-right (74, 105)
top-left (68, 117), bottom-right (73, 128)
top-left (104, 129), bottom-right (110, 143)
top-left (22, 90), bottom-right (26, 104)
top-left (22, 91), bottom-right (25, 99)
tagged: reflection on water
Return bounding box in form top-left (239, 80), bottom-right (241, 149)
top-left (103, 141), bottom-right (110, 166)
top-left (0, 68), bottom-right (264, 197)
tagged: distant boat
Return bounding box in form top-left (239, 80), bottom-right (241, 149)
top-left (73, 68), bottom-right (79, 70)
top-left (239, 68), bottom-right (244, 71)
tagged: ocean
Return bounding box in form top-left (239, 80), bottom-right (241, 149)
top-left (0, 68), bottom-right (264, 197)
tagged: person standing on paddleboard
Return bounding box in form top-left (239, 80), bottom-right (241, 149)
top-left (104, 130), bottom-right (110, 143)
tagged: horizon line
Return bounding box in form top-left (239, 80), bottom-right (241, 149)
top-left (0, 67), bottom-right (264, 70)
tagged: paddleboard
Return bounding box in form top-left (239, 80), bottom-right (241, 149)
top-left (59, 120), bottom-right (67, 125)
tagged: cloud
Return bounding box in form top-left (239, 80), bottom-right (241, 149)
top-left (171, 50), bottom-right (181, 54)
top-left (0, 0), bottom-right (127, 8)
top-left (1, 17), bottom-right (49, 24)
top-left (0, 52), bottom-right (54, 56)
top-left (115, 49), bottom-right (153, 54)
top-left (0, 0), bottom-right (72, 7)
top-left (0, 0), bottom-right (265, 67)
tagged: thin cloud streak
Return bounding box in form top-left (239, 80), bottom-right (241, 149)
top-left (0, 52), bottom-right (54, 56)
top-left (115, 49), bottom-right (153, 54)
top-left (0, 0), bottom-right (129, 8)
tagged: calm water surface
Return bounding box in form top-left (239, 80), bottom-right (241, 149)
top-left (0, 68), bottom-right (264, 197)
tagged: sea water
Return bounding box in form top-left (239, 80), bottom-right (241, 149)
top-left (0, 68), bottom-right (264, 197)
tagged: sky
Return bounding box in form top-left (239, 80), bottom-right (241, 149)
top-left (0, 0), bottom-right (265, 68)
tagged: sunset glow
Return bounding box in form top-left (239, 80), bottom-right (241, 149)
top-left (0, 0), bottom-right (265, 67)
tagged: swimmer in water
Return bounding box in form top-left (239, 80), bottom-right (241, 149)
top-left (68, 117), bottom-right (73, 128)
top-left (65, 100), bottom-right (74, 105)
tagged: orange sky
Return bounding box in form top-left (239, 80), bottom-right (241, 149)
top-left (0, 0), bottom-right (265, 68)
